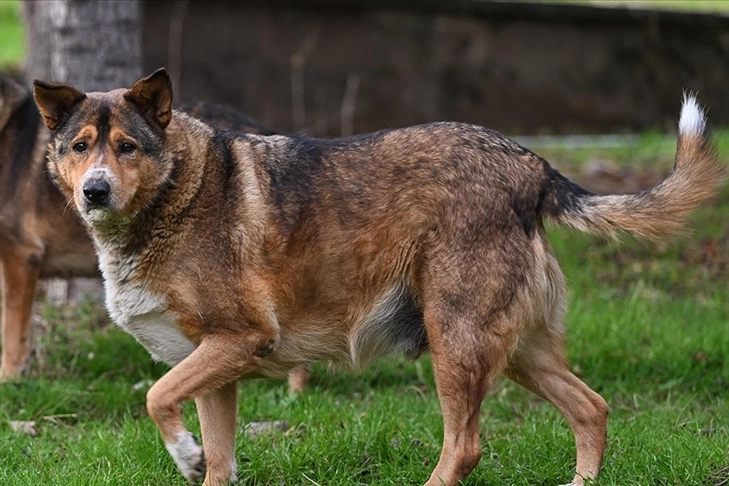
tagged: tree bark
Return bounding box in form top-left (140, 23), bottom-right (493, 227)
top-left (21, 0), bottom-right (52, 83)
top-left (22, 0), bottom-right (142, 90)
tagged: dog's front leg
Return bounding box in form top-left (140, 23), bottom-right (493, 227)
top-left (146, 332), bottom-right (274, 485)
top-left (195, 382), bottom-right (238, 484)
top-left (0, 252), bottom-right (42, 380)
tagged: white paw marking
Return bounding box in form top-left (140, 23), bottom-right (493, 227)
top-left (165, 431), bottom-right (205, 482)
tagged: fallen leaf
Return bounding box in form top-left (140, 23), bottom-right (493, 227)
top-left (245, 420), bottom-right (290, 437)
top-left (132, 379), bottom-right (156, 391)
top-left (9, 420), bottom-right (37, 436)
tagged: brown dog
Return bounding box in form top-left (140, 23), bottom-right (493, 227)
top-left (0, 73), bottom-right (278, 382)
top-left (0, 74), bottom-right (97, 380)
top-left (33, 69), bottom-right (722, 486)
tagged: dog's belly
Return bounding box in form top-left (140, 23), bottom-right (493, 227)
top-left (348, 281), bottom-right (428, 367)
top-left (264, 282), bottom-right (427, 374)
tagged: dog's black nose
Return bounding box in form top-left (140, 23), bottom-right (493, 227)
top-left (83, 179), bottom-right (111, 205)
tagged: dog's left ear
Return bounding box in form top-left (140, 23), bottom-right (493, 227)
top-left (125, 68), bottom-right (173, 130)
top-left (32, 80), bottom-right (86, 131)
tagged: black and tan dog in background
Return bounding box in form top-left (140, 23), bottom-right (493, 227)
top-left (33, 69), bottom-right (722, 486)
top-left (0, 73), bottom-right (281, 381)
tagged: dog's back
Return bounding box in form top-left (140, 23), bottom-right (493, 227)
top-left (177, 100), bottom-right (277, 136)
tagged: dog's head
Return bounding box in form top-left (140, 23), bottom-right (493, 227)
top-left (32, 69), bottom-right (174, 227)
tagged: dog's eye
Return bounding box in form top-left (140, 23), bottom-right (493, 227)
top-left (119, 142), bottom-right (136, 154)
top-left (73, 142), bottom-right (87, 153)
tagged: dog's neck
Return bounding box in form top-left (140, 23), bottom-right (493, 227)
top-left (89, 111), bottom-right (214, 261)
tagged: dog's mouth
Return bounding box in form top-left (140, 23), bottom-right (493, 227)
top-left (76, 190), bottom-right (135, 230)
top-left (76, 194), bottom-right (113, 227)
top-left (84, 206), bottom-right (109, 222)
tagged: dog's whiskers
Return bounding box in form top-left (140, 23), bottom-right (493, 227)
top-left (63, 198), bottom-right (75, 215)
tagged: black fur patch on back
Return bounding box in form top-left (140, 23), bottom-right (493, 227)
top-left (540, 159), bottom-right (593, 219)
top-left (178, 101), bottom-right (276, 135)
top-left (213, 129), bottom-right (239, 201)
top-left (265, 136), bottom-right (326, 232)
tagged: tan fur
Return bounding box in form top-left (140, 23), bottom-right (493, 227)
top-left (33, 69), bottom-right (723, 486)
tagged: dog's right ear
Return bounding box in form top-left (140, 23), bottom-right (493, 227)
top-left (124, 68), bottom-right (173, 130)
top-left (32, 80), bottom-right (86, 131)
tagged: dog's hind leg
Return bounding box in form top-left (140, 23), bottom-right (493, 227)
top-left (504, 326), bottom-right (608, 485)
top-left (146, 331), bottom-right (276, 485)
top-left (416, 225), bottom-right (534, 485)
top-left (422, 304), bottom-right (519, 486)
top-left (0, 251), bottom-right (42, 380)
top-left (418, 251), bottom-right (524, 486)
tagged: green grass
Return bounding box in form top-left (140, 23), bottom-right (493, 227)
top-left (1, 131), bottom-right (728, 485)
top-left (547, 0), bottom-right (729, 13)
top-left (0, 0), bottom-right (23, 70)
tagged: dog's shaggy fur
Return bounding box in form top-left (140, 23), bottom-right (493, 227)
top-left (33, 69), bottom-right (722, 486)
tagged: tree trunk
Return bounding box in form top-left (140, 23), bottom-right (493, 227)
top-left (22, 0), bottom-right (142, 90)
top-left (21, 0), bottom-right (51, 83)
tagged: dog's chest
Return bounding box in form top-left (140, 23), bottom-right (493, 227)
top-left (98, 248), bottom-right (196, 367)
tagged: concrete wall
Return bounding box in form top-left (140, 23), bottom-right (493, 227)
top-left (143, 1), bottom-right (729, 136)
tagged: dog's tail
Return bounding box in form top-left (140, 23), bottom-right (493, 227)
top-left (542, 94), bottom-right (724, 241)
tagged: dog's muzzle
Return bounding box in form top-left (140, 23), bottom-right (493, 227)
top-left (82, 178), bottom-right (111, 207)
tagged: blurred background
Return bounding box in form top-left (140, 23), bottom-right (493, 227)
top-left (3, 0), bottom-right (729, 137)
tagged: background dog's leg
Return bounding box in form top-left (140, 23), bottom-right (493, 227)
top-left (0, 255), bottom-right (41, 380)
top-left (287, 365), bottom-right (310, 394)
top-left (195, 381), bottom-right (238, 484)
top-left (146, 332), bottom-right (274, 486)
top-left (504, 328), bottom-right (608, 486)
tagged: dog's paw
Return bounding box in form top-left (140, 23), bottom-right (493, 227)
top-left (165, 431), bottom-right (206, 483)
top-left (559, 473), bottom-right (594, 486)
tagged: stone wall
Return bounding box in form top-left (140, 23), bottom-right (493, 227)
top-left (143, 1), bottom-right (729, 136)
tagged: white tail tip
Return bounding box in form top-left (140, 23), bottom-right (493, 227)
top-left (679, 93), bottom-right (706, 136)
